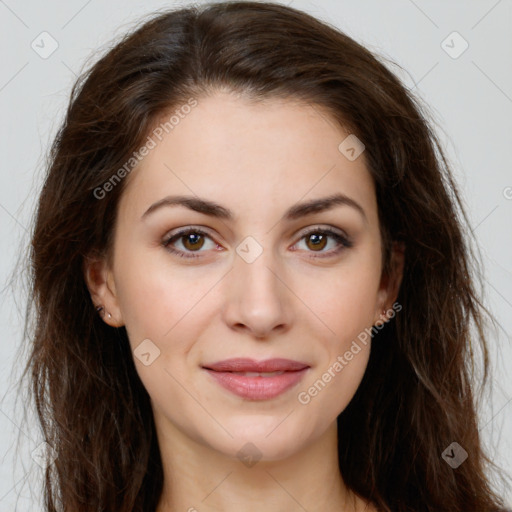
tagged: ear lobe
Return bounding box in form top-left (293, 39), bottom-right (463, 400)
top-left (83, 254), bottom-right (124, 327)
top-left (387, 241), bottom-right (405, 304)
top-left (375, 241), bottom-right (405, 322)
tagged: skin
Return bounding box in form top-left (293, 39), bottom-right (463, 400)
top-left (85, 89), bottom-right (403, 512)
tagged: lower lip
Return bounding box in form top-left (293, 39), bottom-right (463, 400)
top-left (204, 368), bottom-right (309, 400)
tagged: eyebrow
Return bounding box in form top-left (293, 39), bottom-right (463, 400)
top-left (141, 193), bottom-right (367, 223)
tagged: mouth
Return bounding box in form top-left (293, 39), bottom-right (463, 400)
top-left (202, 358), bottom-right (310, 400)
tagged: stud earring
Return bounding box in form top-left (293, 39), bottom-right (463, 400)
top-left (96, 305), bottom-right (112, 319)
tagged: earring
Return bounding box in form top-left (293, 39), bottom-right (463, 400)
top-left (96, 305), bottom-right (112, 319)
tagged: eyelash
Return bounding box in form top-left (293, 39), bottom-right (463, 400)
top-left (162, 226), bottom-right (352, 260)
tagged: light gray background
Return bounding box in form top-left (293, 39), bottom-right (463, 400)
top-left (1, 0), bottom-right (511, 509)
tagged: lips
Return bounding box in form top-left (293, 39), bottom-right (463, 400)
top-left (202, 358), bottom-right (310, 400)
top-left (203, 358), bottom-right (309, 373)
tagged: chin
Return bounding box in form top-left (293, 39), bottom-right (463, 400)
top-left (210, 414), bottom-right (317, 462)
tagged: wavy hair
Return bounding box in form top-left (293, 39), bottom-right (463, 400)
top-left (17, 1), bottom-right (509, 511)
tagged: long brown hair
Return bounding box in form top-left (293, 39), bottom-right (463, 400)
top-left (17, 2), bottom-right (509, 510)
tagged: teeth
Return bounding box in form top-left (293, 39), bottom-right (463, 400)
top-left (237, 371), bottom-right (285, 377)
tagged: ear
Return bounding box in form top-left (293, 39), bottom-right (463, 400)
top-left (373, 241), bottom-right (405, 325)
top-left (83, 252), bottom-right (124, 327)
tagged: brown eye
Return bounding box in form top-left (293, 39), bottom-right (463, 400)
top-left (294, 227), bottom-right (352, 258)
top-left (162, 228), bottom-right (218, 259)
top-left (305, 233), bottom-right (328, 251)
top-left (181, 232), bottom-right (205, 251)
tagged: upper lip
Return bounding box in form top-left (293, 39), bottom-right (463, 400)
top-left (202, 358), bottom-right (310, 372)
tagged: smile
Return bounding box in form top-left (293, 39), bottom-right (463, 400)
top-left (202, 358), bottom-right (310, 400)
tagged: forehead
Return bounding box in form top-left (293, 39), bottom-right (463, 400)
top-left (119, 91), bottom-right (377, 224)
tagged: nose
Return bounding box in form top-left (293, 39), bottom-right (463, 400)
top-left (221, 245), bottom-right (293, 340)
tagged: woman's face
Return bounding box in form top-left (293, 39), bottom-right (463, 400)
top-left (88, 90), bottom-right (402, 461)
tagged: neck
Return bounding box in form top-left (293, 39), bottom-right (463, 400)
top-left (154, 417), bottom-right (368, 512)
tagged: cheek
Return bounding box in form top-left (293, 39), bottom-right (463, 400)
top-left (304, 256), bottom-right (382, 340)
top-left (296, 340), bottom-right (371, 429)
top-left (113, 250), bottom-right (208, 420)
top-left (333, 347), bottom-right (370, 413)
top-left (113, 246), bottom-right (216, 349)
top-left (295, 249), bottom-right (380, 411)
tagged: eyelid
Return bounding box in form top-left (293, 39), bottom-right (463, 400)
top-left (291, 225), bottom-right (353, 256)
top-left (162, 226), bottom-right (218, 258)
top-left (298, 224), bottom-right (350, 240)
top-left (162, 224), bottom-right (352, 259)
